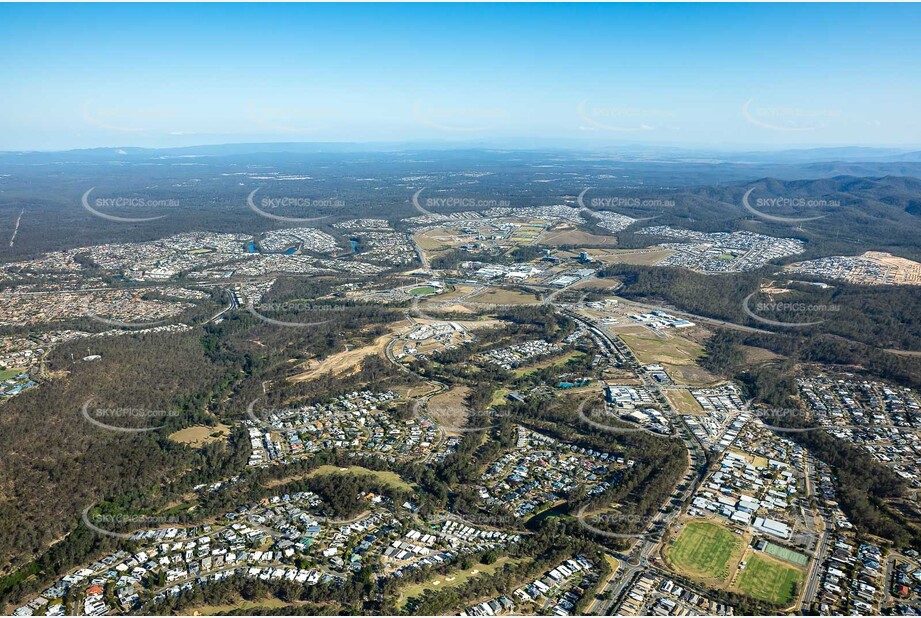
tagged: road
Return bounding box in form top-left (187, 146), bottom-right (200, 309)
top-left (204, 288), bottom-right (237, 324)
top-left (383, 309), bottom-right (449, 458)
top-left (411, 237), bottom-right (431, 271)
top-left (798, 454), bottom-right (831, 611)
top-left (8, 209), bottom-right (23, 247)
top-left (563, 306), bottom-right (708, 616)
top-left (614, 296), bottom-right (775, 335)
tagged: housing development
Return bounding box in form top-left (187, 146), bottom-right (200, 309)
top-left (3, 8), bottom-right (921, 614)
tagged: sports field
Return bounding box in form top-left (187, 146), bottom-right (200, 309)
top-left (736, 553), bottom-right (804, 605)
top-left (409, 286), bottom-right (437, 296)
top-left (667, 520), bottom-right (743, 581)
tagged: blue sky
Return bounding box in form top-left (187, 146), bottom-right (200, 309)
top-left (2, 3), bottom-right (920, 151)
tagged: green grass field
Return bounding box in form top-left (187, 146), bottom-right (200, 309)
top-left (0, 368), bottom-right (25, 381)
top-left (668, 521), bottom-right (742, 581)
top-left (736, 554), bottom-right (804, 605)
top-left (409, 286), bottom-right (437, 296)
top-left (398, 557), bottom-right (524, 606)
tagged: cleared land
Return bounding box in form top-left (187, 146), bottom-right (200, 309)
top-left (664, 389), bottom-right (705, 415)
top-left (513, 350), bottom-right (585, 377)
top-left (741, 345), bottom-right (782, 364)
top-left (398, 557), bottom-right (524, 606)
top-left (590, 248), bottom-right (675, 266)
top-left (567, 277), bottom-right (623, 292)
top-left (391, 383), bottom-right (442, 399)
top-left (169, 423), bottom-right (231, 448)
top-left (735, 553), bottom-right (804, 605)
top-left (615, 328), bottom-right (719, 385)
top-left (428, 386), bottom-right (473, 435)
top-left (414, 228), bottom-right (467, 252)
top-left (290, 327), bottom-right (401, 382)
top-left (509, 225), bottom-right (545, 244)
top-left (194, 598), bottom-right (294, 615)
top-left (466, 287), bottom-right (540, 305)
top-left (666, 520), bottom-right (744, 582)
top-left (297, 465), bottom-right (414, 492)
top-left (434, 284), bottom-right (480, 301)
top-left (728, 448), bottom-right (769, 469)
top-left (538, 229), bottom-right (619, 247)
top-left (421, 301), bottom-right (476, 314)
top-left (664, 363), bottom-right (721, 387)
top-left (489, 387), bottom-right (511, 407)
top-left (619, 331), bottom-right (704, 366)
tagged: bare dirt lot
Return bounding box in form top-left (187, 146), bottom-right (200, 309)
top-left (538, 229), bottom-right (619, 247)
top-left (420, 301), bottom-right (477, 314)
top-left (428, 386), bottom-right (473, 436)
top-left (290, 326), bottom-right (404, 382)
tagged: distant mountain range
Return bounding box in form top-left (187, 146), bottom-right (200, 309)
top-left (2, 141), bottom-right (921, 165)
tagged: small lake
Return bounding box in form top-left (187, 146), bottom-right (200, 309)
top-left (524, 501), bottom-right (569, 531)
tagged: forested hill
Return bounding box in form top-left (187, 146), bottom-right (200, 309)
top-left (610, 175), bottom-right (921, 261)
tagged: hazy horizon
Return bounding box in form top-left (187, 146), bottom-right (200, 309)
top-left (3, 3), bottom-right (921, 151)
